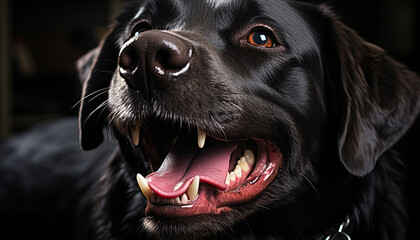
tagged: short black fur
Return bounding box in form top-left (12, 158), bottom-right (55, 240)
top-left (1, 0), bottom-right (420, 239)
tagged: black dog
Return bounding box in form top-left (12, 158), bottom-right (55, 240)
top-left (2, 0), bottom-right (420, 239)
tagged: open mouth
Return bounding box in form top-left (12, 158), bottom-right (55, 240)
top-left (129, 118), bottom-right (283, 217)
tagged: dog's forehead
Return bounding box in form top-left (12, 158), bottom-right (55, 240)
top-left (130, 0), bottom-right (295, 29)
top-left (124, 0), bottom-right (317, 57)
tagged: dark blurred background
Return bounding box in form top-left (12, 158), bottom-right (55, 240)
top-left (0, 0), bottom-right (419, 139)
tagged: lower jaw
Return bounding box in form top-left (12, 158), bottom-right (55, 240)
top-left (146, 185), bottom-right (231, 217)
top-left (145, 144), bottom-right (282, 217)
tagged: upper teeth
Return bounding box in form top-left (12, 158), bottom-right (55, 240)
top-left (197, 128), bottom-right (206, 148)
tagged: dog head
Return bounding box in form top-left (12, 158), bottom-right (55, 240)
top-left (77, 0), bottom-right (420, 238)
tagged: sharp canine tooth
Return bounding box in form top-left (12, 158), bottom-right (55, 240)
top-left (187, 176), bottom-right (200, 201)
top-left (136, 173), bottom-right (151, 200)
top-left (244, 149), bottom-right (255, 165)
top-left (234, 165), bottom-right (242, 178)
top-left (238, 157), bottom-right (250, 172)
top-left (197, 128), bottom-right (206, 148)
top-left (132, 122), bottom-right (142, 146)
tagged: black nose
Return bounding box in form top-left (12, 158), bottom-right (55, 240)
top-left (118, 31), bottom-right (192, 97)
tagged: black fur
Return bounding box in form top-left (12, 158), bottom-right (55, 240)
top-left (1, 0), bottom-right (420, 239)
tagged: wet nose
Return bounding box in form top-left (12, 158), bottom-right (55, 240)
top-left (118, 31), bottom-right (192, 97)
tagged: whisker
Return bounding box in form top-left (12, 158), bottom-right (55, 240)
top-left (107, 111), bottom-right (120, 128)
top-left (302, 174), bottom-right (320, 199)
top-left (97, 101), bottom-right (111, 118)
top-left (210, 115), bottom-right (227, 140)
top-left (230, 102), bottom-right (244, 112)
top-left (82, 100), bottom-right (109, 128)
top-left (88, 89), bottom-right (109, 103)
top-left (88, 68), bottom-right (115, 80)
top-left (72, 87), bottom-right (109, 109)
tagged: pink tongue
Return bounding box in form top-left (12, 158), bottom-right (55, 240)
top-left (146, 137), bottom-right (238, 198)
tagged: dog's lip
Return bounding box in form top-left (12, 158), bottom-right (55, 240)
top-left (139, 134), bottom-right (282, 217)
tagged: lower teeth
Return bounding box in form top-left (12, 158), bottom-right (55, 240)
top-left (225, 149), bottom-right (255, 189)
top-left (150, 193), bottom-right (191, 206)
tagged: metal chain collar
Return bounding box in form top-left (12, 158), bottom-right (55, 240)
top-left (319, 217), bottom-right (351, 240)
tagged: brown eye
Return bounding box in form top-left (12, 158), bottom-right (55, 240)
top-left (247, 30), bottom-right (274, 48)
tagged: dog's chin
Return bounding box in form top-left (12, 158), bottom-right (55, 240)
top-left (116, 116), bottom-right (283, 222)
top-left (142, 211), bottom-right (242, 240)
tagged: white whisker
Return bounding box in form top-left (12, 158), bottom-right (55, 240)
top-left (210, 115), bottom-right (227, 140)
top-left (82, 100), bottom-right (109, 128)
top-left (302, 174), bottom-right (320, 199)
top-left (72, 87), bottom-right (109, 109)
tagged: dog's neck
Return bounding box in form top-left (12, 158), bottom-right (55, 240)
top-left (313, 150), bottom-right (409, 240)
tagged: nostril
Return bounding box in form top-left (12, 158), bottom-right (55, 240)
top-left (154, 41), bottom-right (192, 73)
top-left (156, 49), bottom-right (188, 71)
top-left (156, 49), bottom-right (173, 70)
top-left (119, 47), bottom-right (139, 72)
top-left (118, 45), bottom-right (143, 90)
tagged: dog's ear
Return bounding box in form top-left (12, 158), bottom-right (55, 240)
top-left (76, 47), bottom-right (100, 83)
top-left (325, 16), bottom-right (420, 176)
top-left (77, 29), bottom-right (120, 150)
